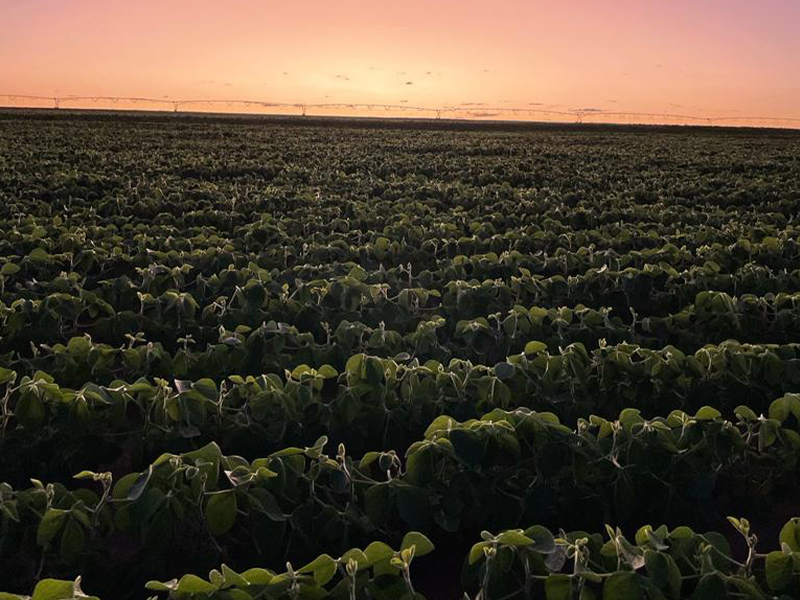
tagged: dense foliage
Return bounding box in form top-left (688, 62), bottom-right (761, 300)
top-left (1, 112), bottom-right (799, 598)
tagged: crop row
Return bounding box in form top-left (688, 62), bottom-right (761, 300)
top-left (4, 247), bottom-right (800, 345)
top-left (4, 110), bottom-right (800, 600)
top-left (3, 340), bottom-right (800, 478)
top-left (1, 404), bottom-right (799, 595)
top-left (4, 289), bottom-right (800, 388)
top-left (9, 516), bottom-right (800, 600)
top-left (3, 217), bottom-right (800, 289)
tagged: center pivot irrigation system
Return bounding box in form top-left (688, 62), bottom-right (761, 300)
top-left (2, 93), bottom-right (800, 128)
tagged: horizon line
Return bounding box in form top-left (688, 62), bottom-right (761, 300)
top-left (2, 93), bottom-right (800, 131)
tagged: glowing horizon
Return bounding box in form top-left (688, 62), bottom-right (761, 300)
top-left (2, 0), bottom-right (800, 128)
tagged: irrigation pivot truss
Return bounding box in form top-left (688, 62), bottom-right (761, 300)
top-left (2, 93), bottom-right (800, 128)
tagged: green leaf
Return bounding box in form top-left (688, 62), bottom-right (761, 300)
top-left (241, 568), bottom-right (273, 585)
top-left (524, 525), bottom-right (557, 553)
top-left (192, 378), bottom-right (218, 400)
top-left (111, 472), bottom-right (140, 501)
top-left (401, 532), bottom-right (435, 557)
top-left (469, 542), bottom-right (491, 565)
top-left (27, 248), bottom-right (49, 262)
top-left (779, 519), bottom-right (800, 552)
top-left (1, 262), bottom-right (20, 275)
top-left (345, 354), bottom-right (365, 378)
top-left (248, 488), bottom-right (285, 521)
top-left (545, 574), bottom-right (573, 600)
top-left (175, 574), bottom-right (217, 593)
top-left (183, 441), bottom-right (224, 463)
top-left (0, 367), bottom-right (15, 385)
top-left (731, 577), bottom-right (770, 600)
top-left (644, 550), bottom-right (681, 597)
top-left (619, 408), bottom-right (643, 428)
top-left (603, 572), bottom-right (642, 600)
top-left (693, 574), bottom-right (727, 600)
top-left (365, 483), bottom-right (391, 524)
top-left (703, 531), bottom-right (732, 570)
top-left (1, 501), bottom-right (19, 522)
top-left (694, 406), bottom-right (721, 421)
top-left (340, 548), bottom-right (368, 570)
top-left (317, 365), bottom-right (338, 379)
top-left (734, 405), bottom-right (758, 421)
top-left (59, 518), bottom-right (85, 563)
top-left (205, 490), bottom-right (237, 536)
top-left (524, 341), bottom-right (548, 355)
top-left (30, 580), bottom-right (74, 600)
top-left (496, 529), bottom-right (534, 547)
top-left (765, 551), bottom-right (794, 591)
top-left (364, 541), bottom-right (394, 565)
top-left (298, 554), bottom-right (337, 585)
top-left (221, 564), bottom-right (249, 588)
top-left (769, 397), bottom-right (790, 422)
top-left (37, 508), bottom-right (68, 547)
top-left (304, 436), bottom-right (328, 459)
top-left (127, 466), bottom-right (152, 501)
top-left (16, 392), bottom-right (46, 429)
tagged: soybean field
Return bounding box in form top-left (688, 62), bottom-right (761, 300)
top-left (1, 111), bottom-right (800, 599)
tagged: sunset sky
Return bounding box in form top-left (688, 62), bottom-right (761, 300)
top-left (2, 0), bottom-right (800, 126)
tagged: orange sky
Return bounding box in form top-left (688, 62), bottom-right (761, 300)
top-left (2, 0), bottom-right (800, 126)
